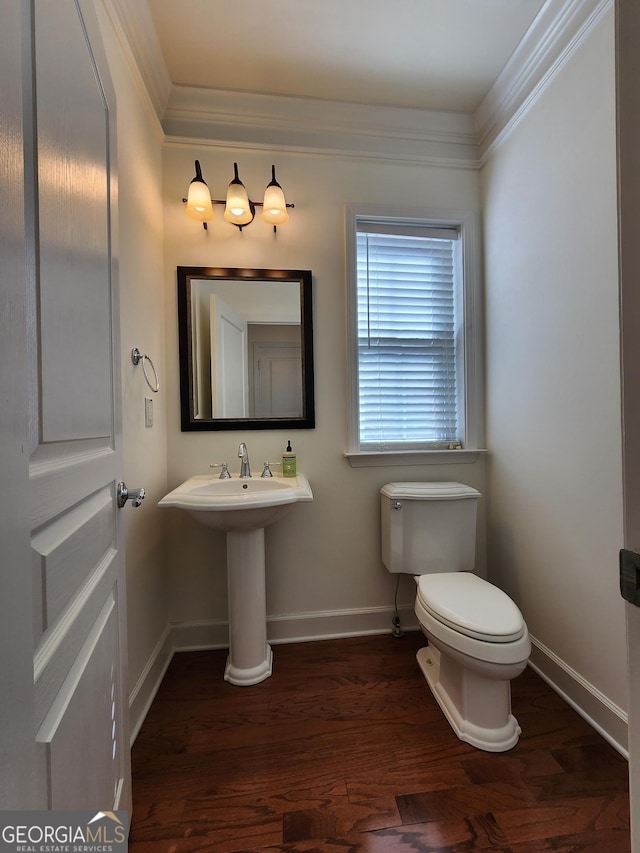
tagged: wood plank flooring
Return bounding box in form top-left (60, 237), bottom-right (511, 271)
top-left (129, 632), bottom-right (630, 852)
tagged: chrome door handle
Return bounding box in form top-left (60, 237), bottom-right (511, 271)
top-left (117, 481), bottom-right (146, 508)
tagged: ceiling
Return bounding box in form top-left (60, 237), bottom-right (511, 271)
top-left (146, 0), bottom-right (547, 114)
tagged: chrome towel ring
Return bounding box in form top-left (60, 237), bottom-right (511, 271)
top-left (131, 347), bottom-right (159, 393)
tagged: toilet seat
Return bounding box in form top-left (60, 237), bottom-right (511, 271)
top-left (415, 589), bottom-right (531, 667)
top-left (417, 573), bottom-right (525, 643)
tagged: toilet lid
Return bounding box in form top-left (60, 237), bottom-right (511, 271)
top-left (417, 573), bottom-right (525, 643)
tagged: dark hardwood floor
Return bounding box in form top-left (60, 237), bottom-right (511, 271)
top-left (129, 632), bottom-right (630, 852)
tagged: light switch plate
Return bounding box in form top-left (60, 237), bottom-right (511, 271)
top-left (144, 397), bottom-right (153, 427)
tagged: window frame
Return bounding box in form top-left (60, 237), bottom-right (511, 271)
top-left (345, 204), bottom-right (484, 464)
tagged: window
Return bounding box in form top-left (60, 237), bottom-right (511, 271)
top-left (346, 207), bottom-right (483, 459)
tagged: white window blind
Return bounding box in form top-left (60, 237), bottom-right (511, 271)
top-left (356, 223), bottom-right (461, 448)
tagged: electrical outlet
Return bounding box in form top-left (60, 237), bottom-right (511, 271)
top-left (144, 397), bottom-right (153, 428)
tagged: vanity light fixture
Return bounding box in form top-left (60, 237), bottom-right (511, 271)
top-left (183, 160), bottom-right (294, 231)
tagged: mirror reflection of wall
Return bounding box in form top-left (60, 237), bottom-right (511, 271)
top-left (190, 279), bottom-right (302, 419)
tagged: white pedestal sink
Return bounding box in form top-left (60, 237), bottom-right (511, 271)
top-left (158, 473), bottom-right (313, 685)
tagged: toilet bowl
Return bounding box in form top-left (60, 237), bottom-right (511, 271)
top-left (414, 572), bottom-right (530, 752)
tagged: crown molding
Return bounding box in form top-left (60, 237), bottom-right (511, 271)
top-left (162, 86), bottom-right (479, 167)
top-left (475, 0), bottom-right (613, 163)
top-left (101, 0), bottom-right (171, 122)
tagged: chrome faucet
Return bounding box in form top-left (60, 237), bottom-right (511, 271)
top-left (238, 442), bottom-right (251, 478)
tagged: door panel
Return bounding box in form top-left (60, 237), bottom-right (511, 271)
top-left (31, 488), bottom-right (114, 634)
top-left (38, 595), bottom-right (122, 809)
top-left (33, 548), bottom-right (119, 736)
top-left (35, 0), bottom-right (113, 442)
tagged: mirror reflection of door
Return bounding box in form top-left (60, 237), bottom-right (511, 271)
top-left (210, 294), bottom-right (248, 417)
top-left (250, 325), bottom-right (302, 418)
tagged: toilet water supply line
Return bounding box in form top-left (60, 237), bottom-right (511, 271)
top-left (393, 575), bottom-right (405, 638)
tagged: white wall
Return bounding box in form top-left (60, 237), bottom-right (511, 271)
top-left (97, 3), bottom-right (169, 732)
top-left (482, 8), bottom-right (626, 746)
top-left (162, 146), bottom-right (487, 645)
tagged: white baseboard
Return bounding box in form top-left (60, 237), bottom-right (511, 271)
top-left (128, 626), bottom-right (173, 744)
top-left (528, 635), bottom-right (628, 758)
top-left (169, 618), bottom-right (229, 651)
top-left (168, 605), bottom-right (419, 651)
top-left (266, 605), bottom-right (419, 645)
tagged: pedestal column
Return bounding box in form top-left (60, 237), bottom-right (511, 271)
top-left (224, 527), bottom-right (272, 685)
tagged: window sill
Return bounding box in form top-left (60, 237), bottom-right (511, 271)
top-left (344, 449), bottom-right (487, 468)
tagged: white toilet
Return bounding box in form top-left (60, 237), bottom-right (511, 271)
top-left (381, 481), bottom-right (531, 752)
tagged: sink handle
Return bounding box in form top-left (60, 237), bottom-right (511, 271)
top-left (210, 462), bottom-right (232, 479)
top-left (261, 461), bottom-right (282, 478)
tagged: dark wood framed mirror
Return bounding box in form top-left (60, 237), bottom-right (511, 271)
top-left (177, 266), bottom-right (315, 431)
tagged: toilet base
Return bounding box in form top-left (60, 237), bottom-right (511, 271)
top-left (417, 646), bottom-right (522, 752)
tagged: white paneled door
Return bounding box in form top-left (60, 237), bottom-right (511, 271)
top-left (0, 0), bottom-right (131, 811)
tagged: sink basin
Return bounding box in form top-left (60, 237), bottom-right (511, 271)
top-left (158, 473), bottom-right (313, 532)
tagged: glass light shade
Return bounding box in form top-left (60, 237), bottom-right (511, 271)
top-left (261, 181), bottom-right (289, 225)
top-left (224, 164), bottom-right (254, 226)
top-left (185, 179), bottom-right (214, 222)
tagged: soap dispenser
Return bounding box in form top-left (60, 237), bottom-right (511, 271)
top-left (282, 440), bottom-right (296, 478)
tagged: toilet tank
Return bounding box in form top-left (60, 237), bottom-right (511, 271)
top-left (380, 482), bottom-right (481, 575)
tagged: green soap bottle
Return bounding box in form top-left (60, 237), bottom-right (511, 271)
top-left (282, 440), bottom-right (296, 478)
